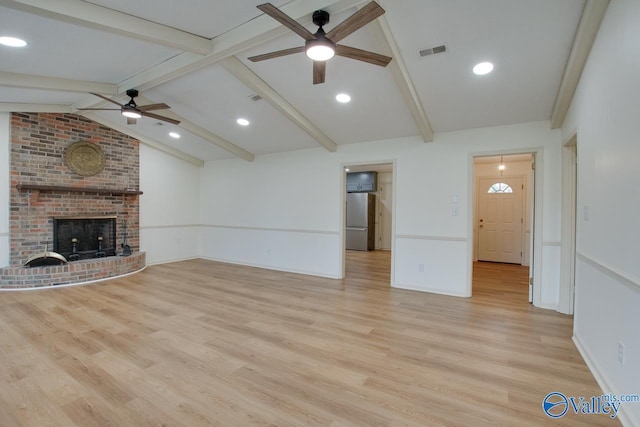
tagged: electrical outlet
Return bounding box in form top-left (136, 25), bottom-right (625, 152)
top-left (618, 341), bottom-right (625, 365)
top-left (452, 207), bottom-right (459, 216)
top-left (418, 263), bottom-right (424, 273)
top-left (266, 249), bottom-right (271, 256)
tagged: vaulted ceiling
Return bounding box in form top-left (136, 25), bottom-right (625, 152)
top-left (0, 0), bottom-right (608, 166)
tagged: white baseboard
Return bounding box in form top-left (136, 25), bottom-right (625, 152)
top-left (392, 281), bottom-right (470, 297)
top-left (573, 334), bottom-right (637, 427)
top-left (145, 256), bottom-right (199, 266)
top-left (199, 256), bottom-right (342, 280)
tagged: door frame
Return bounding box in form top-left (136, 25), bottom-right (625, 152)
top-left (339, 160), bottom-right (396, 283)
top-left (475, 174), bottom-right (527, 264)
top-left (559, 132), bottom-right (577, 314)
top-left (468, 148), bottom-right (544, 306)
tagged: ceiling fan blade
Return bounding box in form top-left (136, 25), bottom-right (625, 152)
top-left (142, 111), bottom-right (181, 125)
top-left (313, 61), bottom-right (326, 85)
top-left (325, 1), bottom-right (385, 43)
top-left (138, 103), bottom-right (170, 112)
top-left (77, 108), bottom-right (120, 111)
top-left (248, 46), bottom-right (306, 62)
top-left (127, 117), bottom-right (137, 125)
top-left (257, 3), bottom-right (315, 41)
top-left (90, 92), bottom-right (125, 107)
top-left (335, 44), bottom-right (392, 67)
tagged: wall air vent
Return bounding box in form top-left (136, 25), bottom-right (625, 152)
top-left (419, 44), bottom-right (447, 58)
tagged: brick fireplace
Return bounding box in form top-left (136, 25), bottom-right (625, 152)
top-left (0, 113), bottom-right (145, 288)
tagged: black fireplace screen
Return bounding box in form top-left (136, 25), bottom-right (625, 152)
top-left (53, 217), bottom-right (116, 261)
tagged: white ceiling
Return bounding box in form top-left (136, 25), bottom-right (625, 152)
top-left (0, 0), bottom-right (590, 164)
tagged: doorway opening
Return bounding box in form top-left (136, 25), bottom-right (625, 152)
top-left (472, 153), bottom-right (535, 303)
top-left (341, 162), bottom-right (394, 284)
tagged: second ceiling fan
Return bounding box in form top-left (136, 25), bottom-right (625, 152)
top-left (249, 1), bottom-right (392, 84)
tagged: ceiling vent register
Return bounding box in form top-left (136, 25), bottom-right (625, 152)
top-left (419, 44), bottom-right (447, 57)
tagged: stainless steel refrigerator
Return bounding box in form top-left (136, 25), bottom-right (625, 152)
top-left (346, 193), bottom-right (376, 251)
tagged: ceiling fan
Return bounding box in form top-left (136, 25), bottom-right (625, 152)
top-left (248, 2), bottom-right (392, 84)
top-left (79, 89), bottom-right (180, 125)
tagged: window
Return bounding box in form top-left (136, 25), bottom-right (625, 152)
top-left (488, 182), bottom-right (513, 193)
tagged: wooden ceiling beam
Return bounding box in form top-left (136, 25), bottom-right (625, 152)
top-left (550, 0), bottom-right (610, 129)
top-left (0, 71), bottom-right (117, 94)
top-left (80, 111), bottom-right (205, 167)
top-left (221, 57), bottom-right (337, 152)
top-left (114, 0), bottom-right (367, 93)
top-left (135, 95), bottom-right (255, 162)
top-left (369, 14), bottom-right (434, 142)
top-left (0, 0), bottom-right (212, 55)
top-left (0, 102), bottom-right (72, 113)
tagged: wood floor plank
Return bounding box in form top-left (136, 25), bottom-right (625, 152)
top-left (0, 253), bottom-right (618, 426)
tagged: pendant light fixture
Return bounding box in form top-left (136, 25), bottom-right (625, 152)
top-left (498, 155), bottom-right (505, 176)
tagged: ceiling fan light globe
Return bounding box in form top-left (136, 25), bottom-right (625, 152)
top-left (305, 38), bottom-right (335, 61)
top-left (122, 110), bottom-right (142, 119)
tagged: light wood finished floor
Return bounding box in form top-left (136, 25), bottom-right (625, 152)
top-left (0, 252), bottom-right (618, 426)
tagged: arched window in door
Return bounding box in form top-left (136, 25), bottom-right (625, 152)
top-left (487, 182), bottom-right (513, 193)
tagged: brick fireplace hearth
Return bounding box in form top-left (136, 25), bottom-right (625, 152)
top-left (0, 113), bottom-right (145, 288)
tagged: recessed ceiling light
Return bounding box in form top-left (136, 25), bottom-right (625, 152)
top-left (473, 62), bottom-right (494, 76)
top-left (345, 168), bottom-right (350, 172)
top-left (237, 118), bottom-right (250, 126)
top-left (169, 132), bottom-right (180, 139)
top-left (336, 93), bottom-right (351, 103)
top-left (0, 36), bottom-right (27, 47)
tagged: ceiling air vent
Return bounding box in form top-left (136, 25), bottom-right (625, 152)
top-left (419, 44), bottom-right (447, 58)
top-left (248, 94), bottom-right (262, 102)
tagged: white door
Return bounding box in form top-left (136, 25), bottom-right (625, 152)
top-left (478, 177), bottom-right (524, 264)
top-left (379, 181), bottom-right (392, 250)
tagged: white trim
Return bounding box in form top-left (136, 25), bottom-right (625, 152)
top-left (200, 256), bottom-right (341, 280)
top-left (146, 256), bottom-right (200, 266)
top-left (559, 137), bottom-right (577, 314)
top-left (392, 281), bottom-right (469, 298)
top-left (573, 334), bottom-right (636, 427)
top-left (396, 234), bottom-right (467, 242)
top-left (201, 224), bottom-right (339, 236)
top-left (0, 266), bottom-right (146, 291)
top-left (577, 252), bottom-right (640, 292)
top-left (140, 224), bottom-right (200, 230)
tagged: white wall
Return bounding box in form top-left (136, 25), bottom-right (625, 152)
top-left (200, 120), bottom-right (562, 304)
top-left (0, 113), bottom-right (9, 268)
top-left (562, 0), bottom-right (640, 424)
top-left (139, 144), bottom-right (201, 265)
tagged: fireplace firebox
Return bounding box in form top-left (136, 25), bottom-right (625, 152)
top-left (53, 216), bottom-right (117, 261)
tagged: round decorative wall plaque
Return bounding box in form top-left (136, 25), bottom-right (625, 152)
top-left (64, 141), bottom-right (105, 176)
